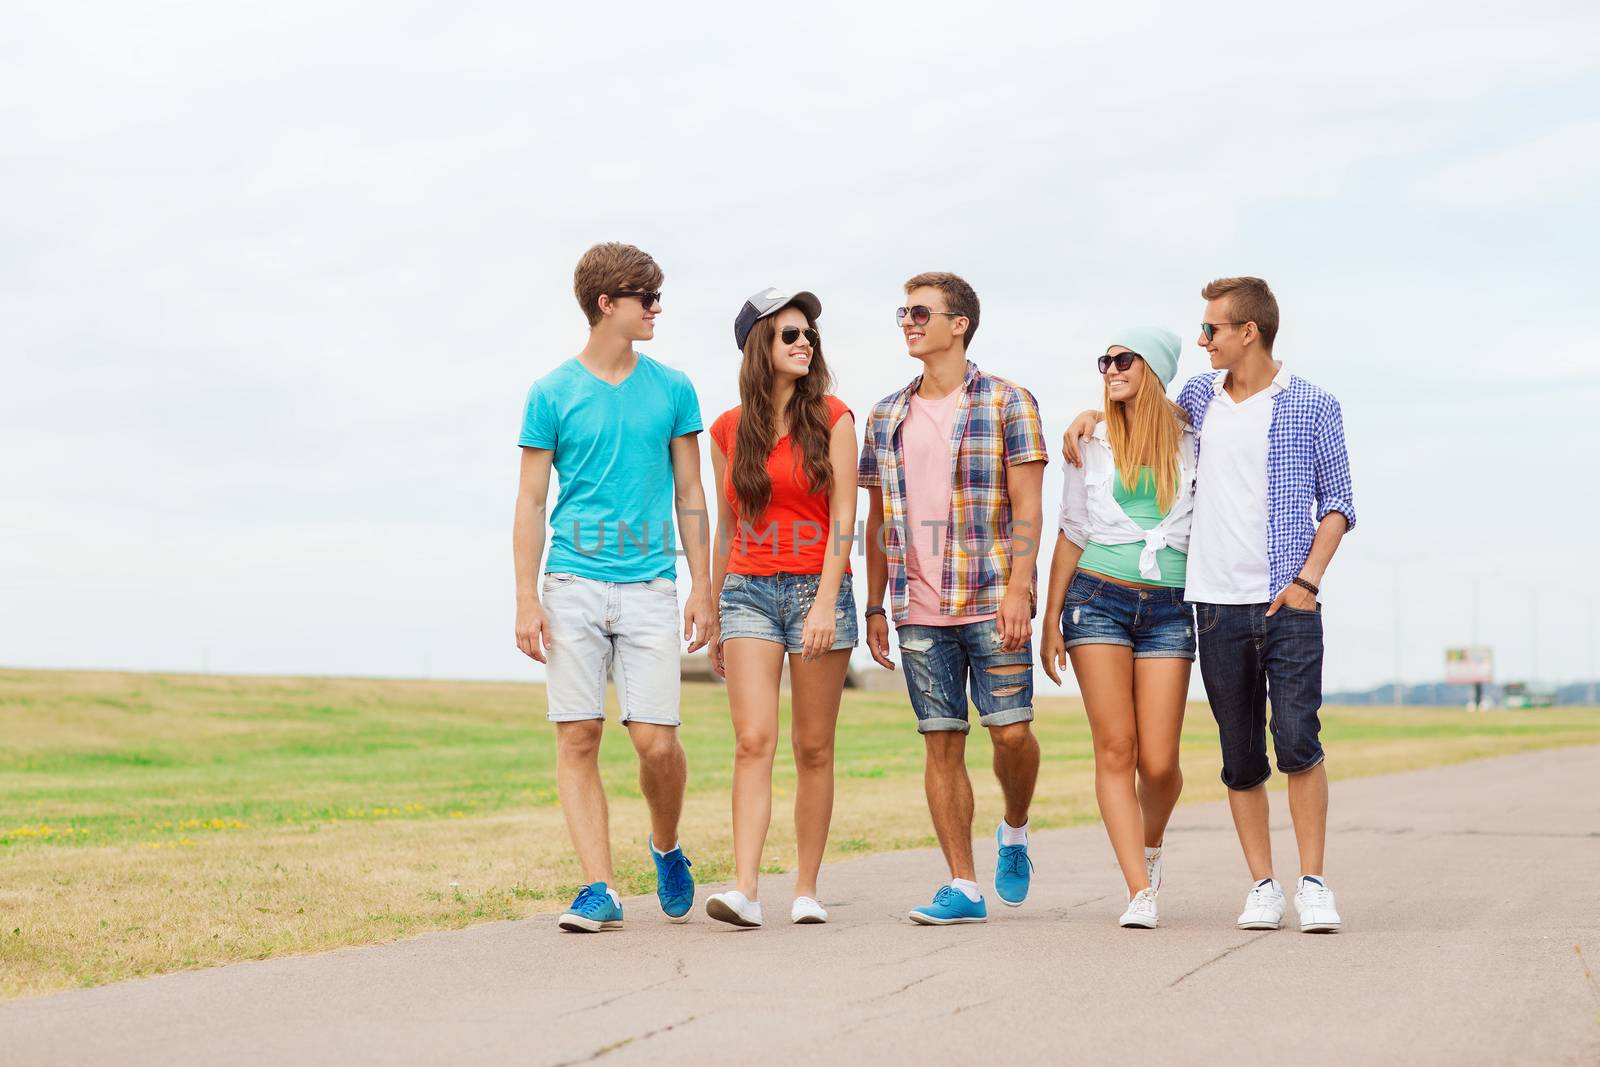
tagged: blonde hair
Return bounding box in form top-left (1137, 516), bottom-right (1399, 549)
top-left (1104, 361), bottom-right (1183, 512)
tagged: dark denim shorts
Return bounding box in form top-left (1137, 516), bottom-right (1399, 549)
top-left (896, 619), bottom-right (1034, 734)
top-left (1194, 601), bottom-right (1326, 790)
top-left (1060, 572), bottom-right (1196, 660)
top-left (718, 572), bottom-right (858, 653)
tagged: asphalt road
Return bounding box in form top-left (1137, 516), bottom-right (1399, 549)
top-left (4, 745), bottom-right (1597, 1066)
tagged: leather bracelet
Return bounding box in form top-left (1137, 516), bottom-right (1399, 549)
top-left (1291, 576), bottom-right (1320, 597)
top-left (864, 605), bottom-right (887, 619)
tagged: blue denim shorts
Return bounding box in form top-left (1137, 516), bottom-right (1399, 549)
top-left (718, 572), bottom-right (858, 653)
top-left (896, 619), bottom-right (1034, 734)
top-left (1060, 572), bottom-right (1195, 660)
top-left (1195, 601), bottom-right (1326, 790)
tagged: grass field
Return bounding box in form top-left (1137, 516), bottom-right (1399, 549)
top-left (3, 667), bottom-right (1598, 999)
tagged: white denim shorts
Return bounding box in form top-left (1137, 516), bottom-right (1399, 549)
top-left (542, 572), bottom-right (683, 726)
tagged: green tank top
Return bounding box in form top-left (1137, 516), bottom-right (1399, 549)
top-left (1077, 466), bottom-right (1188, 588)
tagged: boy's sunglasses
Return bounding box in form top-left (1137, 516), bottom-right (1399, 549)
top-left (610, 289), bottom-right (662, 309)
top-left (1200, 321), bottom-right (1244, 342)
top-left (780, 326), bottom-right (820, 346)
top-left (896, 305), bottom-right (962, 326)
top-left (1097, 352), bottom-right (1143, 374)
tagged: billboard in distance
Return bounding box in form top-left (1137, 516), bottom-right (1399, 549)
top-left (1445, 646), bottom-right (1494, 685)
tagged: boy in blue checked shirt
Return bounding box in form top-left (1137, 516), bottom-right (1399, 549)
top-left (859, 271), bottom-right (1049, 926)
top-left (1064, 276), bottom-right (1355, 934)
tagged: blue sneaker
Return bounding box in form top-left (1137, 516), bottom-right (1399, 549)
top-left (908, 885), bottom-right (988, 925)
top-left (651, 838), bottom-right (695, 923)
top-left (995, 825), bottom-right (1033, 906)
top-left (558, 882), bottom-right (624, 933)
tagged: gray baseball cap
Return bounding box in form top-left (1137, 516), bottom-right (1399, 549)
top-left (733, 287), bottom-right (822, 350)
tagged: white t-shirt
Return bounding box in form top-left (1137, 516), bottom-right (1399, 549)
top-left (1183, 369), bottom-right (1287, 604)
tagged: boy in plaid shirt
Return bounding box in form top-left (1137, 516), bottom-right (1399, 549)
top-left (859, 271), bottom-right (1049, 926)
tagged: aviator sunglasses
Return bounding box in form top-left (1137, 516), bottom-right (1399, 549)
top-left (1097, 351), bottom-right (1143, 374)
top-left (896, 305), bottom-right (962, 326)
top-left (1200, 321), bottom-right (1245, 342)
top-left (780, 326), bottom-right (820, 346)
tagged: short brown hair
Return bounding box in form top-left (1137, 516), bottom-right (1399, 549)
top-left (1200, 276), bottom-right (1279, 351)
top-left (905, 271), bottom-right (980, 351)
top-left (573, 242), bottom-right (664, 327)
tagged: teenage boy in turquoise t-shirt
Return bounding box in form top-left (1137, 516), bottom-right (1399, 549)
top-left (512, 242), bottom-right (715, 932)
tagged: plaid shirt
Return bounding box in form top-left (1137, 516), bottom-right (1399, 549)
top-left (1176, 369), bottom-right (1356, 601)
top-left (858, 361), bottom-right (1049, 623)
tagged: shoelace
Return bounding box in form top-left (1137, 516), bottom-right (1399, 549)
top-left (1299, 882), bottom-right (1332, 907)
top-left (998, 845), bottom-right (1034, 880)
top-left (663, 855), bottom-right (693, 898)
top-left (572, 884), bottom-right (606, 915)
top-left (932, 886), bottom-right (960, 907)
top-left (1248, 884), bottom-right (1279, 907)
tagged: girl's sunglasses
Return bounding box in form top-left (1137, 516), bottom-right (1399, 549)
top-left (781, 326), bottom-right (820, 346)
top-left (896, 305), bottom-right (961, 326)
top-left (1097, 351), bottom-right (1142, 374)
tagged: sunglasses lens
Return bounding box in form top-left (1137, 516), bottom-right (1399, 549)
top-left (1201, 324), bottom-right (1214, 341)
top-left (805, 329), bottom-right (818, 345)
top-left (781, 327), bottom-right (798, 343)
top-left (895, 307), bottom-right (908, 322)
top-left (913, 306), bottom-right (931, 325)
top-left (1097, 355), bottom-right (1112, 374)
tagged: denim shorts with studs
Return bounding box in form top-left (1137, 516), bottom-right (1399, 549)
top-left (1059, 571), bottom-right (1196, 660)
top-left (718, 572), bottom-right (858, 653)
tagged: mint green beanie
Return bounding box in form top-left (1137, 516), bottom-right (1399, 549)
top-left (1108, 326), bottom-right (1182, 388)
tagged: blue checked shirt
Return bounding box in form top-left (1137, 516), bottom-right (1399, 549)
top-left (1176, 368), bottom-right (1356, 601)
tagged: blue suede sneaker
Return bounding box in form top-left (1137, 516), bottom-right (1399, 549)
top-left (908, 885), bottom-right (988, 925)
top-left (558, 882), bottom-right (624, 933)
top-left (995, 825), bottom-right (1034, 907)
top-left (651, 838), bottom-right (695, 923)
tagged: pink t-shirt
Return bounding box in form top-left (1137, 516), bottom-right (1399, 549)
top-left (902, 388), bottom-right (997, 627)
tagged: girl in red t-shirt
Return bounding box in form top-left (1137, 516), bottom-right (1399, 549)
top-left (703, 289), bottom-right (858, 929)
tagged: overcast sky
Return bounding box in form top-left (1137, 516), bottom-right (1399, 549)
top-left (5, 1), bottom-right (1598, 694)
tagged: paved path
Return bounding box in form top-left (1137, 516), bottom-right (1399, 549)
top-left (5, 746), bottom-right (1598, 1066)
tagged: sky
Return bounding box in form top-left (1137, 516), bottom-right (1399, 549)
top-left (4, 1), bottom-right (1598, 695)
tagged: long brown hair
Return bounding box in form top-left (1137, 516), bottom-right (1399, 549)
top-left (1103, 359), bottom-right (1184, 513)
top-left (731, 311), bottom-right (835, 521)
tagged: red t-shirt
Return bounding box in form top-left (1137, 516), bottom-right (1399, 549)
top-left (710, 395), bottom-right (853, 576)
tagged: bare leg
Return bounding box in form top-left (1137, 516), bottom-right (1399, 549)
top-left (722, 638), bottom-right (785, 899)
top-left (1287, 762), bottom-right (1329, 877)
top-left (989, 721), bottom-right (1040, 829)
top-left (1229, 785), bottom-right (1274, 882)
top-left (1070, 645), bottom-right (1147, 896)
top-left (627, 721), bottom-right (687, 853)
top-left (556, 720), bottom-right (613, 885)
top-left (924, 731), bottom-right (976, 881)
top-left (787, 649), bottom-right (850, 899)
top-left (1132, 657), bottom-right (1189, 849)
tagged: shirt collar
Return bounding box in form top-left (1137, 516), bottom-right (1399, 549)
top-left (1215, 361), bottom-right (1290, 396)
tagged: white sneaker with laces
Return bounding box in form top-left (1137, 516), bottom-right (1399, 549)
top-left (1294, 876), bottom-right (1341, 933)
top-left (1119, 887), bottom-right (1159, 929)
top-left (1144, 843), bottom-right (1163, 895)
top-left (791, 896), bottom-right (828, 924)
top-left (706, 890), bottom-right (763, 928)
top-left (1237, 878), bottom-right (1286, 930)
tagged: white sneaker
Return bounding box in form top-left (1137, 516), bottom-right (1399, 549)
top-left (1119, 887), bottom-right (1159, 929)
top-left (705, 890), bottom-right (763, 928)
top-left (1144, 843), bottom-right (1163, 895)
top-left (1294, 876), bottom-right (1342, 933)
top-left (1237, 878), bottom-right (1286, 930)
top-left (791, 896), bottom-right (828, 924)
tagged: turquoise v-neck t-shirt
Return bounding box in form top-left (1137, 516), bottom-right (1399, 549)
top-left (519, 353), bottom-right (703, 583)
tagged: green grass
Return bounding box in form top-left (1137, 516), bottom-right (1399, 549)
top-left (1, 666), bottom-right (1597, 998)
